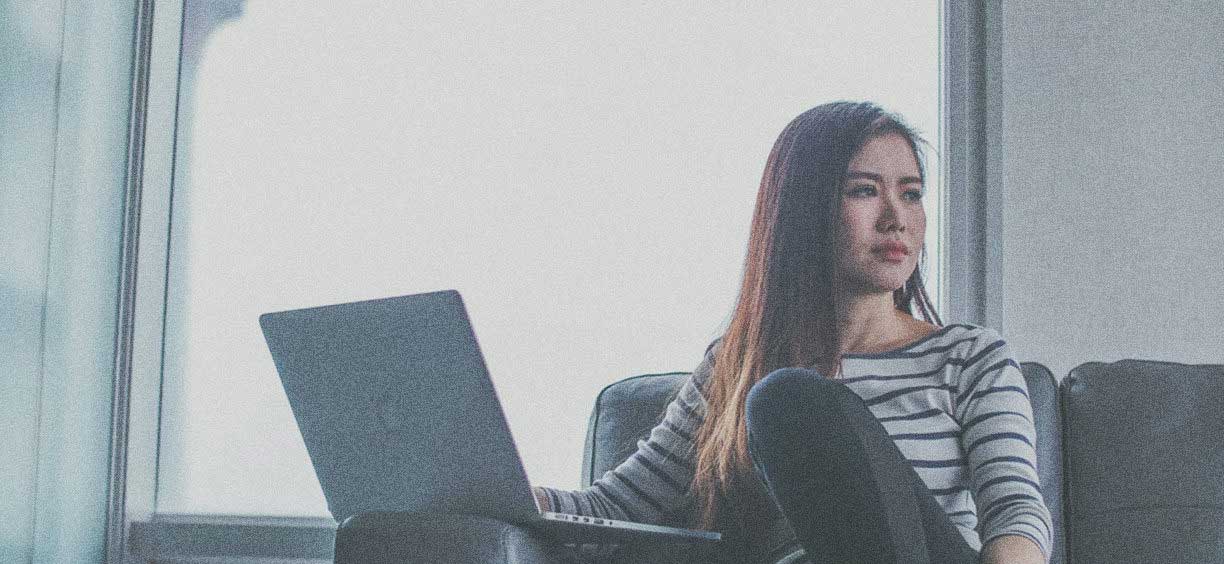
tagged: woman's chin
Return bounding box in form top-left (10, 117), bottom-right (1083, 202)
top-left (834, 264), bottom-right (916, 296)
top-left (840, 280), bottom-right (908, 296)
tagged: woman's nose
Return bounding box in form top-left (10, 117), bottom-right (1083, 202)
top-left (877, 196), bottom-right (905, 232)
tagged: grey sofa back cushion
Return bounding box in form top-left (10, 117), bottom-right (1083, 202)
top-left (582, 371), bottom-right (687, 487)
top-left (1060, 360), bottom-right (1224, 564)
top-left (581, 363), bottom-right (1065, 563)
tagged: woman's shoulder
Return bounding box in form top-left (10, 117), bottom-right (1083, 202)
top-left (939, 324), bottom-right (1022, 378)
top-left (922, 322), bottom-right (1003, 346)
top-left (930, 323), bottom-right (1014, 364)
top-left (949, 323), bottom-right (1009, 351)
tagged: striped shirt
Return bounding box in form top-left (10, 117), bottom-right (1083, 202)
top-left (539, 324), bottom-right (1053, 563)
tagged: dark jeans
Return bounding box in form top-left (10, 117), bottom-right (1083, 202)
top-left (745, 368), bottom-right (980, 564)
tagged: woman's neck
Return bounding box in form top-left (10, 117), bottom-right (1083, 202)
top-left (833, 290), bottom-right (911, 355)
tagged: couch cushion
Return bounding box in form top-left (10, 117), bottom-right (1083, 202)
top-left (1060, 359), bottom-right (1224, 564)
top-left (581, 372), bottom-right (688, 487)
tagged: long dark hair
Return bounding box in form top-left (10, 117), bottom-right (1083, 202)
top-left (690, 101), bottom-right (941, 540)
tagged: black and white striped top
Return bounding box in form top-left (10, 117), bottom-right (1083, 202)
top-left (539, 324), bottom-right (1053, 563)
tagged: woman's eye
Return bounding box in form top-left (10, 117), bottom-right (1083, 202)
top-left (848, 185), bottom-right (876, 197)
top-left (904, 189), bottom-right (924, 201)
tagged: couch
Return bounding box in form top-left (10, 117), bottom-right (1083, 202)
top-left (333, 359), bottom-right (1224, 563)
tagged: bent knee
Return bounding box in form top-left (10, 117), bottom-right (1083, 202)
top-left (747, 367), bottom-right (820, 409)
top-left (747, 367), bottom-right (849, 403)
top-left (746, 367), bottom-right (855, 426)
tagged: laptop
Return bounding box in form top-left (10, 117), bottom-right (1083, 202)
top-left (258, 289), bottom-right (720, 545)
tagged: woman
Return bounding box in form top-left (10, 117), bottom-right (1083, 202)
top-left (534, 102), bottom-right (1052, 564)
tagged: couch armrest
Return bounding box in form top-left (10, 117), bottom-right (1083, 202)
top-left (334, 512), bottom-right (717, 564)
top-left (334, 512), bottom-right (570, 564)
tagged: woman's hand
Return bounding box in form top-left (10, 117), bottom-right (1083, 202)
top-left (531, 486), bottom-right (551, 513)
top-left (979, 534), bottom-right (1045, 564)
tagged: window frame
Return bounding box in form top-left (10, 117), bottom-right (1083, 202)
top-left (110, 0), bottom-right (995, 560)
top-left (942, 0), bottom-right (1005, 331)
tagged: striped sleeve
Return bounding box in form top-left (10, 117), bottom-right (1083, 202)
top-left (954, 328), bottom-right (1054, 561)
top-left (534, 344), bottom-right (714, 523)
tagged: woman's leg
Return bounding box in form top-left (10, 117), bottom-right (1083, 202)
top-left (744, 367), bottom-right (979, 564)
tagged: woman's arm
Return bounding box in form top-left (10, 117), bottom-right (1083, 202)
top-left (533, 486), bottom-right (551, 512)
top-left (980, 534), bottom-right (1045, 564)
top-left (955, 329), bottom-right (1054, 562)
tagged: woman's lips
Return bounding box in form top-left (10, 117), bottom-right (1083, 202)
top-left (876, 249), bottom-right (908, 262)
top-left (873, 243), bottom-right (910, 262)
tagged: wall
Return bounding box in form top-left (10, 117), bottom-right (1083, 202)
top-left (999, 1), bottom-right (1224, 378)
top-left (1, 1), bottom-right (62, 557)
top-left (0, 1), bottom-right (137, 560)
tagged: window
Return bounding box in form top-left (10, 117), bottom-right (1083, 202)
top-left (126, 0), bottom-right (950, 559)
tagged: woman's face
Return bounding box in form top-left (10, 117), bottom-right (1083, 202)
top-left (834, 132), bottom-right (926, 295)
